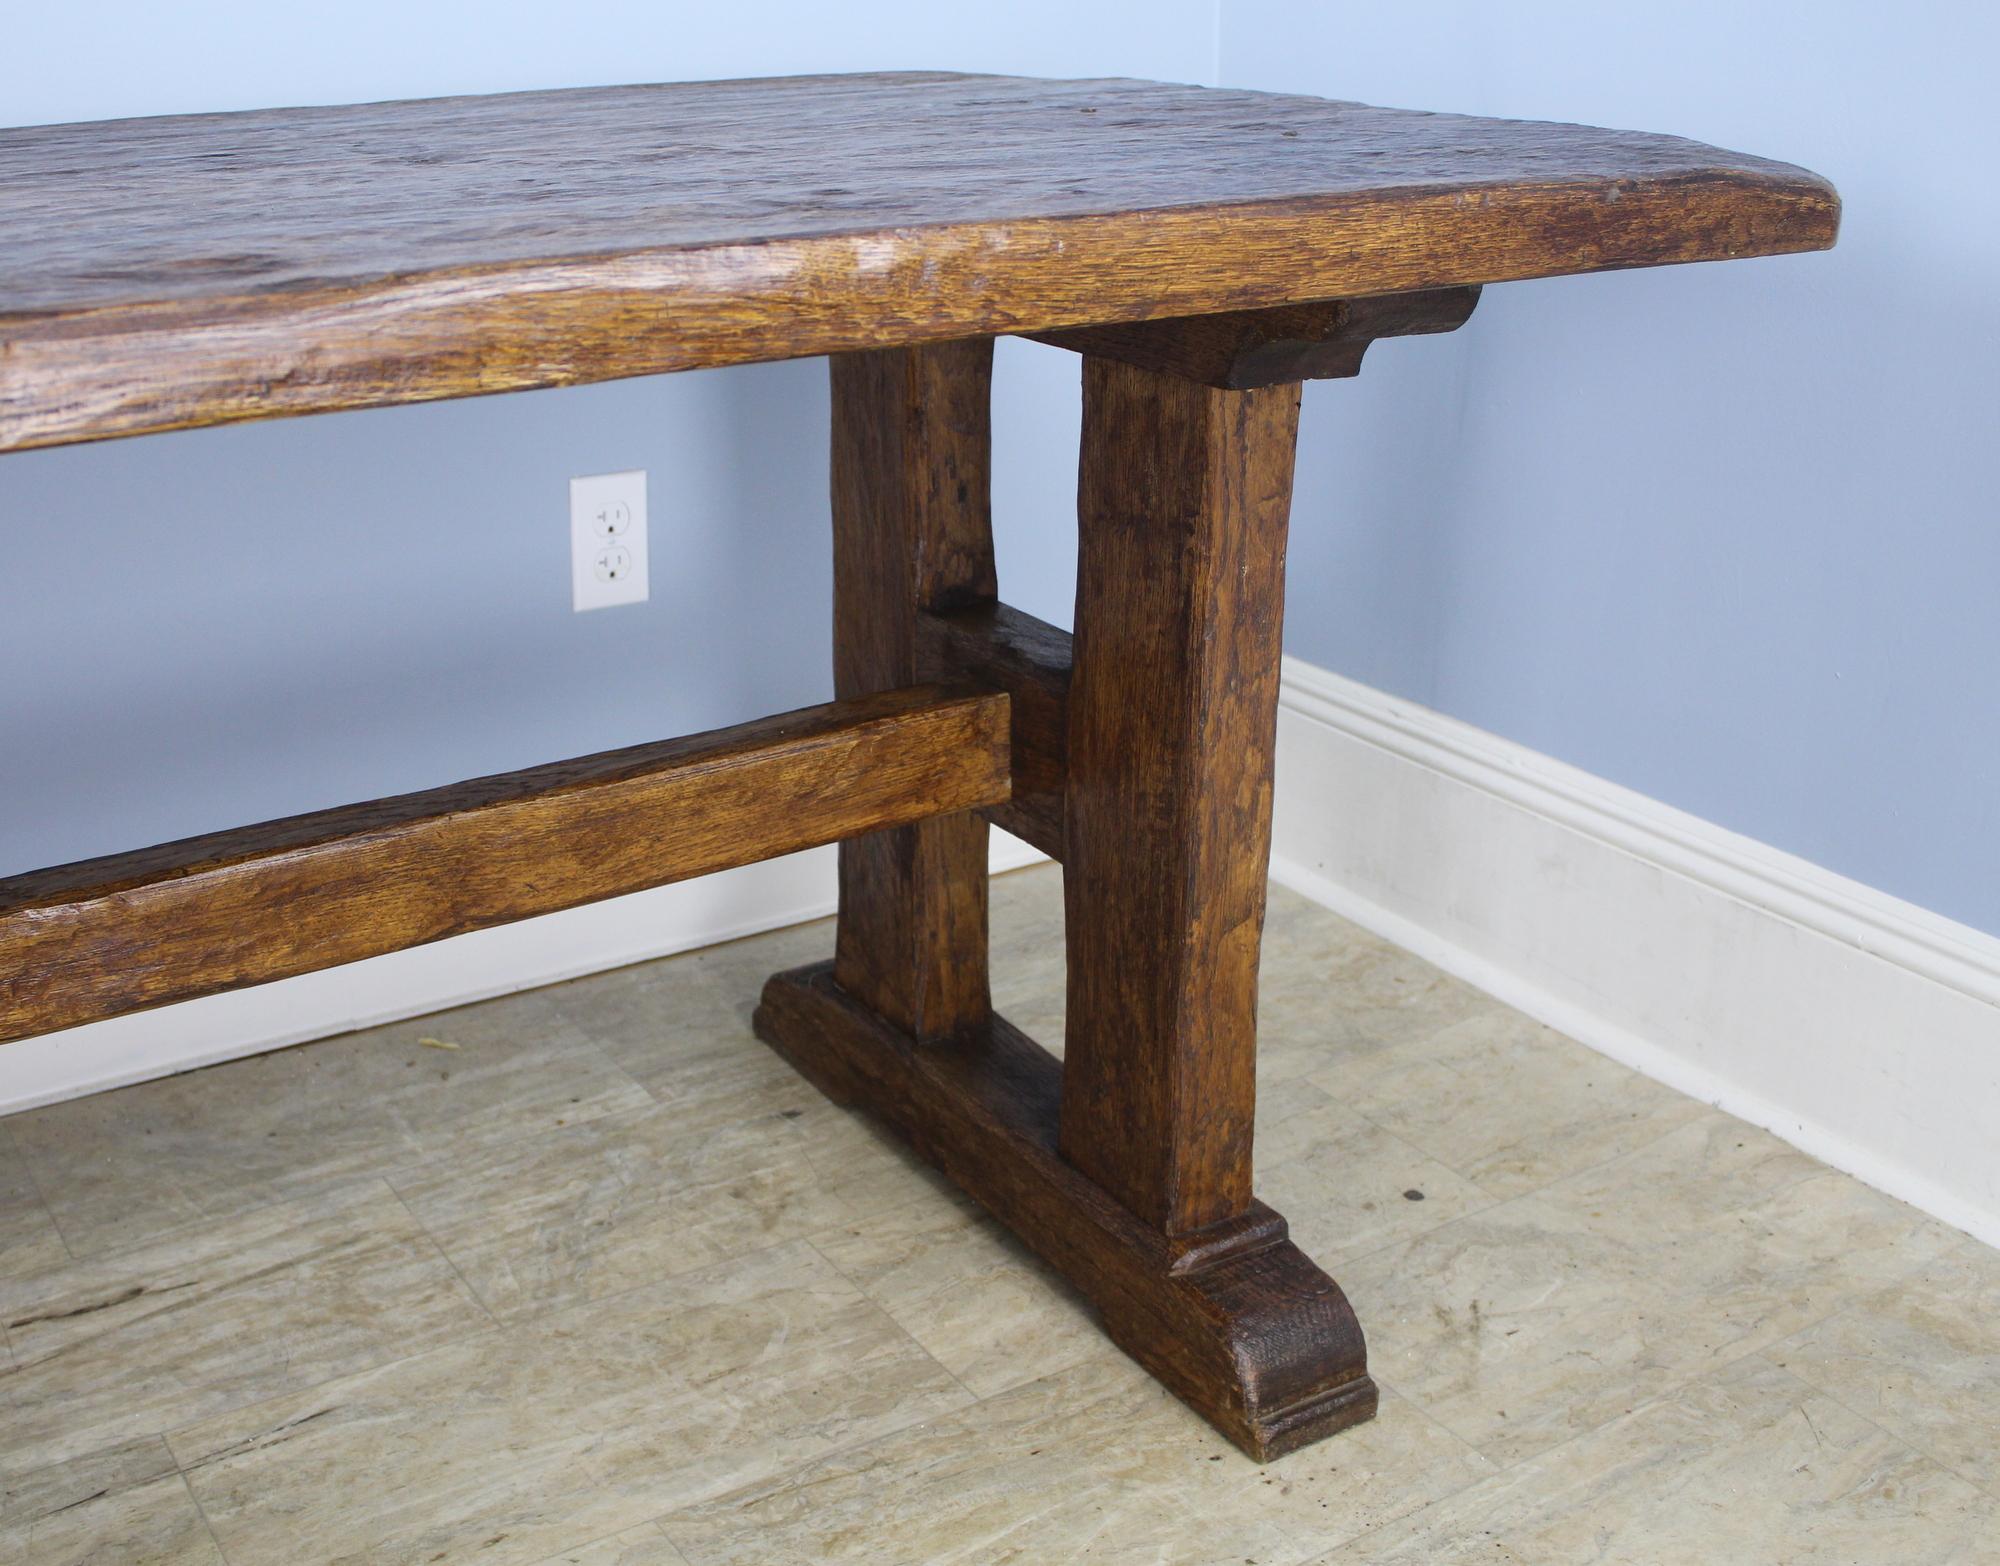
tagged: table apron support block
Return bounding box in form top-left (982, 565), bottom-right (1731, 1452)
top-left (0, 685), bottom-right (1011, 1044)
top-left (754, 961), bottom-right (1378, 1460)
top-left (1026, 286), bottom-right (1482, 389)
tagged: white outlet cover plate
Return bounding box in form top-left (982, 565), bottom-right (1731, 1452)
top-left (570, 470), bottom-right (649, 611)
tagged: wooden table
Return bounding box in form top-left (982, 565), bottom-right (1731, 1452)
top-left (0, 73), bottom-right (1836, 1459)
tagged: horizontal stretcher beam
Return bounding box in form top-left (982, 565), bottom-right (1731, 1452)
top-left (0, 685), bottom-right (1010, 1045)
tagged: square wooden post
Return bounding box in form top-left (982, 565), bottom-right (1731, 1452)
top-left (1060, 358), bottom-right (1299, 1236)
top-left (827, 339), bottom-right (997, 1041)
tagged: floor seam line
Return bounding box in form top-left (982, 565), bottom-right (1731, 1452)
top-left (1, 1127), bottom-right (82, 1264)
top-left (176, 1463), bottom-right (237, 1565)
top-left (10, 1166), bottom-right (388, 1274)
top-left (801, 1233), bottom-right (986, 1407)
top-left (381, 1177), bottom-right (506, 1330)
top-left (648, 1356), bottom-right (1152, 1546)
top-left (1755, 1340), bottom-right (2000, 1501)
top-left (155, 1318), bottom-right (511, 1471)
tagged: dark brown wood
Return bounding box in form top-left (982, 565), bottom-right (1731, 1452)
top-left (1030, 287), bottom-right (1482, 388)
top-left (918, 602), bottom-right (1072, 859)
top-left (1061, 360), bottom-right (1301, 1236)
top-left (0, 74), bottom-right (1837, 451)
top-left (755, 320), bottom-right (1360, 1457)
top-left (754, 961), bottom-right (1376, 1461)
top-left (0, 686), bottom-right (1009, 1044)
top-left (830, 339), bottom-right (998, 1040)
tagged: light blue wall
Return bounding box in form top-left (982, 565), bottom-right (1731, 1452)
top-left (1224, 1), bottom-right (2000, 936)
top-left (0, 3), bottom-right (1141, 873)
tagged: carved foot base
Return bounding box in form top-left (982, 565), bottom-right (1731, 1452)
top-left (753, 961), bottom-right (1378, 1460)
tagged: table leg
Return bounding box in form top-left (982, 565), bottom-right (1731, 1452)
top-left (826, 338), bottom-right (997, 1043)
top-left (756, 337), bottom-right (1375, 1459)
top-left (1062, 356), bottom-right (1292, 1235)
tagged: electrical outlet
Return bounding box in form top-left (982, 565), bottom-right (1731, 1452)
top-left (570, 470), bottom-right (648, 611)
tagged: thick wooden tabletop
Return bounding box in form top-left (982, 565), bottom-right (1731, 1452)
top-left (0, 72), bottom-right (1837, 451)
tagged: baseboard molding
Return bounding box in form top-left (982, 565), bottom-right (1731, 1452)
top-left (1270, 656), bottom-right (2000, 1250)
top-left (0, 831), bottom-right (1044, 1117)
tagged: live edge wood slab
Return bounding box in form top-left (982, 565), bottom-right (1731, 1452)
top-left (0, 73), bottom-right (1836, 1459)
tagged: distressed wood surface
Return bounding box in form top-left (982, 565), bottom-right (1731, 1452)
top-left (0, 685), bottom-right (1009, 1043)
top-left (830, 339), bottom-right (997, 1041)
top-left (0, 73), bottom-right (1837, 450)
top-left (755, 318), bottom-right (1382, 1457)
top-left (755, 961), bottom-right (1377, 1461)
top-left (1060, 358), bottom-right (1301, 1235)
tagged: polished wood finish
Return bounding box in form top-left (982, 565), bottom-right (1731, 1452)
top-left (1060, 360), bottom-right (1300, 1235)
top-left (0, 686), bottom-right (1008, 1044)
top-left (0, 74), bottom-right (1836, 451)
top-left (830, 339), bottom-right (998, 1040)
top-left (1030, 286), bottom-right (1481, 388)
top-left (755, 962), bottom-right (1376, 1461)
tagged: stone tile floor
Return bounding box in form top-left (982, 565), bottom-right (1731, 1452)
top-left (1, 864), bottom-right (1994, 1563)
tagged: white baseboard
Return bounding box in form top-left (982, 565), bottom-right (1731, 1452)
top-left (0, 831), bottom-right (1045, 1117)
top-left (1271, 656), bottom-right (2000, 1250)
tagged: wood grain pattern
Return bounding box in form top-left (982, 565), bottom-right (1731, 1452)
top-left (1061, 360), bottom-right (1301, 1236)
top-left (1030, 287), bottom-right (1481, 388)
top-left (754, 961), bottom-right (1376, 1461)
top-left (918, 602), bottom-right (1072, 859)
top-left (0, 685), bottom-right (1009, 1044)
top-left (830, 339), bottom-right (997, 1040)
top-left (0, 73), bottom-right (1838, 451)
